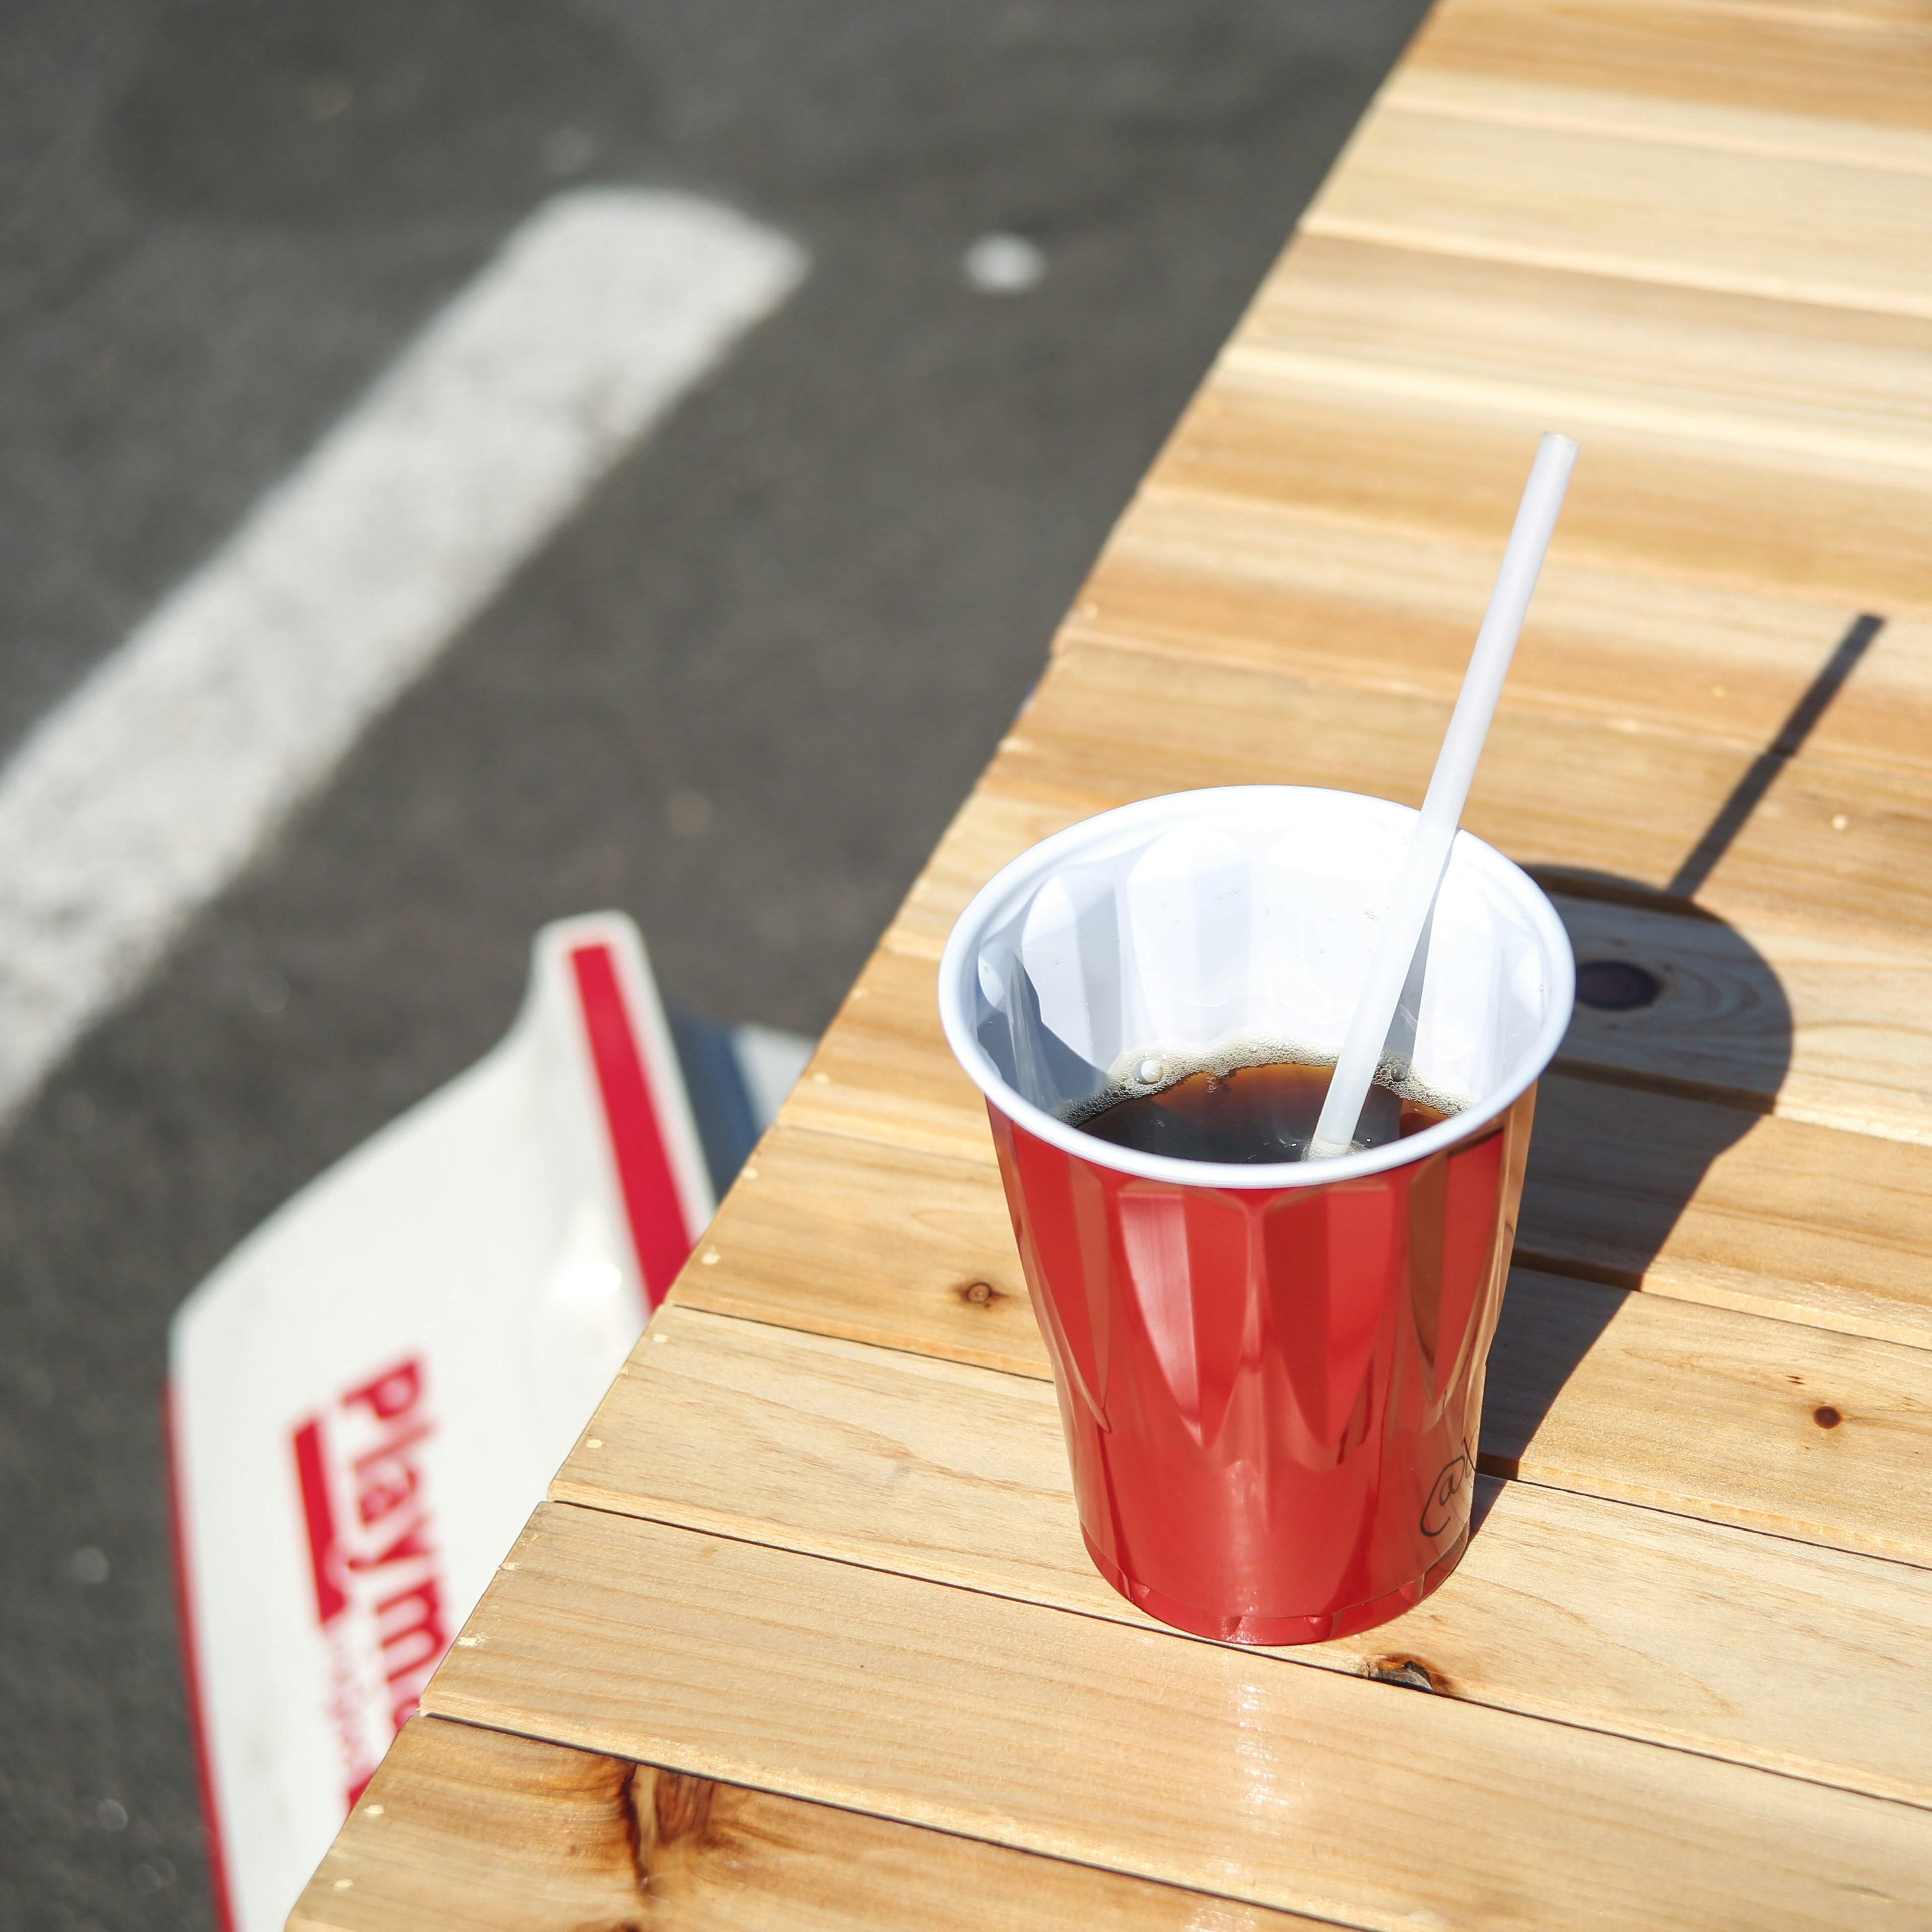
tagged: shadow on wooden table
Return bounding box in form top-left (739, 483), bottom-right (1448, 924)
top-left (1472, 613), bottom-right (1882, 1486)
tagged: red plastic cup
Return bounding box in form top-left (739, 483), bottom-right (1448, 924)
top-left (938, 787), bottom-right (1573, 1645)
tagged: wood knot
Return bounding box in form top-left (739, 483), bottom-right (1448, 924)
top-left (652, 1768), bottom-right (718, 1852)
top-left (1813, 1405), bottom-right (1843, 1429)
top-left (957, 1280), bottom-right (1001, 1308)
top-left (1575, 959), bottom-right (1661, 1010)
top-left (1366, 1655), bottom-right (1444, 1694)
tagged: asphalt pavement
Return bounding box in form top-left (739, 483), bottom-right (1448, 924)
top-left (0, 3), bottom-right (1428, 1924)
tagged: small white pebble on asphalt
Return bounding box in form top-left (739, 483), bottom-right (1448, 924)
top-left (71, 1547), bottom-right (109, 1585)
top-left (962, 232), bottom-right (1046, 294)
top-left (1832, 813), bottom-right (1850, 829)
top-left (1135, 1059), bottom-right (1162, 1084)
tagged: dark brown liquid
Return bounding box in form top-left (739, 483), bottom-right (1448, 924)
top-left (1081, 1060), bottom-right (1452, 1165)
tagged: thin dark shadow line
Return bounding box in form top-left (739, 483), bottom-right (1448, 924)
top-left (1667, 612), bottom-right (1885, 900)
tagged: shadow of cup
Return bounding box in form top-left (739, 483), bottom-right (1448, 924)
top-left (1461, 610), bottom-right (1881, 1507)
top-left (1476, 870), bottom-right (1794, 1473)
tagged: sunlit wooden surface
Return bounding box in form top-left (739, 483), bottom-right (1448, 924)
top-left (294, 2), bottom-right (1932, 1924)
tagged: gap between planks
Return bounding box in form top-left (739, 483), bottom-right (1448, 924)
top-left (1068, 482), bottom-right (1932, 780)
top-left (556, 1301), bottom-right (1932, 1810)
top-left (771, 939), bottom-right (1932, 1350)
top-left (1303, 93), bottom-right (1932, 329)
top-left (977, 643), bottom-right (1932, 955)
top-left (1380, 72), bottom-right (1932, 180)
top-left (427, 1500), bottom-right (1932, 1932)
top-left (677, 1129), bottom-right (1932, 1568)
top-left (1403, 0), bottom-right (1932, 149)
top-left (1299, 210), bottom-right (1932, 330)
top-left (879, 779), bottom-right (1932, 1151)
top-left (1161, 352), bottom-right (1932, 616)
top-left (291, 1713), bottom-right (1326, 1932)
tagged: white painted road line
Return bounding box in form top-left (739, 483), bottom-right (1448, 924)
top-left (0, 189), bottom-right (804, 1125)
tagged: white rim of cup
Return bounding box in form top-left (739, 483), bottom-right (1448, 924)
top-left (936, 786), bottom-right (1576, 1191)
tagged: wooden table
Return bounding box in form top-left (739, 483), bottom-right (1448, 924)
top-left (293, 3), bottom-right (1932, 1925)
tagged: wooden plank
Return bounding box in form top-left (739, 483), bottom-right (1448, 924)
top-left (290, 1717), bottom-right (652, 1932)
top-left (1487, 1268), bottom-right (1932, 1561)
top-left (1382, 66), bottom-right (1932, 183)
top-left (1241, 233), bottom-right (1932, 460)
top-left (679, 1107), bottom-right (1932, 1557)
top-left (290, 1714), bottom-right (1317, 1932)
top-left (992, 642), bottom-right (1932, 947)
top-left (428, 1503), bottom-right (1932, 1931)
top-left (773, 942), bottom-right (1932, 1347)
top-left (559, 1304), bottom-right (1932, 1808)
top-left (1551, 895), bottom-right (1932, 1146)
top-left (776, 950), bottom-right (994, 1166)
top-left (1166, 338), bottom-right (1932, 616)
top-left (1079, 480), bottom-right (1932, 780)
top-left (880, 786), bottom-right (1932, 1147)
top-left (1406, 0), bottom-right (1932, 140)
top-left (1518, 1079), bottom-right (1932, 1344)
top-left (1306, 96), bottom-right (1932, 320)
top-left (678, 1124), bottom-right (1041, 1377)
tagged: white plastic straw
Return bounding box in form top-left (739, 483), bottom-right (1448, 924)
top-left (1305, 431), bottom-right (1578, 1159)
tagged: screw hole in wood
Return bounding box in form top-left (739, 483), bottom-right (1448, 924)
top-left (1575, 960), bottom-right (1661, 1010)
top-left (1366, 1655), bottom-right (1443, 1693)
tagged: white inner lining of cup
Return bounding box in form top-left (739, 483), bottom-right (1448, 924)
top-left (943, 789), bottom-right (1573, 1189)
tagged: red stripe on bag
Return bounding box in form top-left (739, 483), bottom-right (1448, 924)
top-left (292, 1419), bottom-right (347, 1623)
top-left (570, 942), bottom-right (694, 1308)
top-left (163, 1380), bottom-right (239, 1932)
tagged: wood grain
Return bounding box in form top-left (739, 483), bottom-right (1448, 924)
top-left (1078, 479), bottom-right (1932, 779)
top-left (991, 643), bottom-right (1932, 948)
top-left (427, 1503), bottom-right (1932, 1932)
top-left (1241, 233), bottom-right (1932, 466)
top-left (883, 786), bottom-right (1932, 1146)
top-left (1487, 1269), bottom-right (1932, 1561)
top-left (1164, 345), bottom-right (1932, 616)
top-left (1519, 1078), bottom-right (1932, 1344)
top-left (558, 1304), bottom-right (1932, 1807)
top-left (1307, 94), bottom-right (1932, 320)
top-left (1382, 65), bottom-right (1932, 187)
top-left (676, 1123), bottom-right (1040, 1376)
top-left (289, 1715), bottom-right (1318, 1932)
top-left (672, 1122), bottom-right (1932, 1560)
top-left (771, 941), bottom-right (1932, 1347)
top-left (1552, 895), bottom-right (1932, 1145)
top-left (1407, 0), bottom-right (1932, 140)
